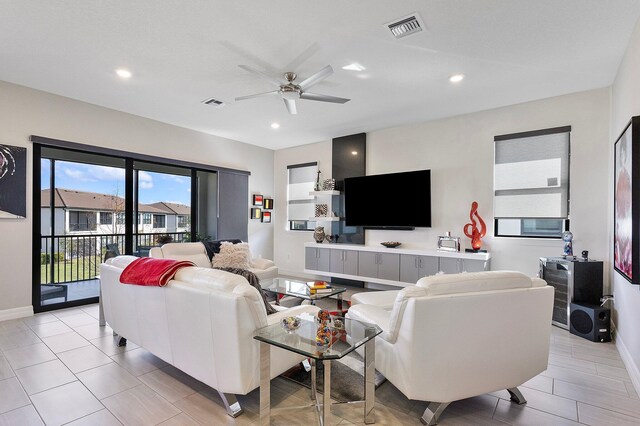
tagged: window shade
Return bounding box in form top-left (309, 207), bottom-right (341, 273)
top-left (494, 129), bottom-right (570, 219)
top-left (287, 163), bottom-right (317, 221)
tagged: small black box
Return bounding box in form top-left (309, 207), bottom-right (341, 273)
top-left (569, 303), bottom-right (611, 342)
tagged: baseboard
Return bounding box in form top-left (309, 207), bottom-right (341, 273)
top-left (612, 321), bottom-right (640, 397)
top-left (0, 305), bottom-right (34, 322)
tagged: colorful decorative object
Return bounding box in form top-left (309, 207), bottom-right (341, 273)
top-left (250, 208), bottom-right (261, 219)
top-left (463, 201), bottom-right (487, 251)
top-left (263, 198), bottom-right (273, 209)
top-left (313, 226), bottom-right (326, 243)
top-left (315, 309), bottom-right (332, 347)
top-left (252, 194), bottom-right (263, 206)
top-left (261, 211), bottom-right (271, 223)
top-left (315, 203), bottom-right (328, 217)
top-left (562, 231), bottom-right (574, 256)
top-left (281, 316), bottom-right (301, 333)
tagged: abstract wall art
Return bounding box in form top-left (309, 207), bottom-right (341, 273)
top-left (0, 144), bottom-right (26, 219)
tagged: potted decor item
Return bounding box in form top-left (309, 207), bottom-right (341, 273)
top-left (314, 226), bottom-right (326, 243)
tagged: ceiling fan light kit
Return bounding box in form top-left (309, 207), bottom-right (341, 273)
top-left (235, 64), bottom-right (350, 115)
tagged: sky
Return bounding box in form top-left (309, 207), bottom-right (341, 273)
top-left (41, 160), bottom-right (191, 205)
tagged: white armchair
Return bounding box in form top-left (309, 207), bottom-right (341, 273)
top-left (346, 271), bottom-right (554, 425)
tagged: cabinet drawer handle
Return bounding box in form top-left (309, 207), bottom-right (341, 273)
top-left (415, 257), bottom-right (418, 268)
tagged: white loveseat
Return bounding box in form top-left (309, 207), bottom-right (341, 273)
top-left (149, 242), bottom-right (278, 280)
top-left (100, 256), bottom-right (318, 417)
top-left (346, 271), bottom-right (554, 425)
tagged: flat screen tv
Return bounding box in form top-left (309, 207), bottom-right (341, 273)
top-left (344, 170), bottom-right (431, 228)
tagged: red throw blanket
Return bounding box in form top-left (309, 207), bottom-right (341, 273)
top-left (120, 258), bottom-right (195, 287)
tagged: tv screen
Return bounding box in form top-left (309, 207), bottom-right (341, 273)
top-left (344, 170), bottom-right (431, 228)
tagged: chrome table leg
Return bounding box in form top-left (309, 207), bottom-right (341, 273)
top-left (259, 342), bottom-right (271, 425)
top-left (364, 339), bottom-right (375, 424)
top-left (310, 358), bottom-right (317, 401)
top-left (322, 360), bottom-right (331, 426)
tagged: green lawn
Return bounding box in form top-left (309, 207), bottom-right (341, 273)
top-left (40, 256), bottom-right (100, 284)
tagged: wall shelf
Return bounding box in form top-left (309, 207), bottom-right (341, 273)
top-left (309, 190), bottom-right (341, 196)
top-left (309, 217), bottom-right (341, 222)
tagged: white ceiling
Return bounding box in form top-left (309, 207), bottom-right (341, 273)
top-left (1, 1), bottom-right (639, 149)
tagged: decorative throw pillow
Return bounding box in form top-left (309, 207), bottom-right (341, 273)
top-left (212, 242), bottom-right (252, 270)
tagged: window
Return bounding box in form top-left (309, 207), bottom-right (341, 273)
top-left (69, 211), bottom-right (96, 232)
top-left (143, 213), bottom-right (152, 224)
top-left (287, 162), bottom-right (317, 230)
top-left (494, 126), bottom-right (571, 238)
top-left (99, 212), bottom-right (113, 225)
top-left (177, 215), bottom-right (188, 227)
top-left (116, 212), bottom-right (125, 225)
top-left (153, 214), bottom-right (166, 228)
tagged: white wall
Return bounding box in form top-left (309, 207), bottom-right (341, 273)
top-left (0, 80), bottom-right (274, 312)
top-left (276, 88), bottom-right (610, 281)
top-left (611, 17), bottom-right (640, 391)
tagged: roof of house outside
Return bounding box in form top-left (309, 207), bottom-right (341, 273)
top-left (148, 202), bottom-right (191, 215)
top-left (40, 188), bottom-right (180, 214)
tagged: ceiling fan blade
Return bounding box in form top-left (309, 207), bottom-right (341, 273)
top-left (235, 90), bottom-right (279, 101)
top-left (300, 92), bottom-right (350, 104)
top-left (298, 65), bottom-right (334, 90)
top-left (284, 98), bottom-right (297, 115)
top-left (238, 65), bottom-right (283, 86)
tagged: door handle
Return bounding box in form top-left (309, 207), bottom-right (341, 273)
top-left (415, 257), bottom-right (418, 269)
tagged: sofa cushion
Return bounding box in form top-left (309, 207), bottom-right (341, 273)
top-left (202, 239), bottom-right (243, 260)
top-left (174, 267), bottom-right (250, 292)
top-left (105, 255), bottom-right (139, 269)
top-left (416, 271), bottom-right (534, 296)
top-left (212, 242), bottom-right (252, 269)
top-left (155, 243), bottom-right (212, 268)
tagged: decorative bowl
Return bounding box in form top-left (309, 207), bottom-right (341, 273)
top-left (381, 241), bottom-right (401, 248)
top-left (281, 316), bottom-right (301, 333)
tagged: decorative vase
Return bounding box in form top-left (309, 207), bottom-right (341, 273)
top-left (562, 231), bottom-right (574, 256)
top-left (463, 201), bottom-right (487, 251)
top-left (313, 226), bottom-right (326, 243)
top-left (315, 309), bottom-right (332, 347)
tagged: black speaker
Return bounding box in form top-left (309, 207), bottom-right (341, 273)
top-left (569, 303), bottom-right (611, 342)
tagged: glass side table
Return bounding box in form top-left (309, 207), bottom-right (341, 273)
top-left (254, 316), bottom-right (382, 425)
top-left (261, 277), bottom-right (347, 313)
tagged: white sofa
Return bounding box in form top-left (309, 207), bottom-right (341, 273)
top-left (149, 242), bottom-right (278, 280)
top-left (346, 271), bottom-right (554, 425)
top-left (100, 256), bottom-right (318, 417)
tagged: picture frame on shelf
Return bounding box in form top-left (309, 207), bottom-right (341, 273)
top-left (322, 178), bottom-right (335, 191)
top-left (253, 194), bottom-right (263, 206)
top-left (263, 198), bottom-right (273, 209)
top-left (614, 115), bottom-right (640, 284)
top-left (250, 207), bottom-right (262, 220)
top-left (315, 204), bottom-right (328, 217)
top-left (261, 211), bottom-right (272, 223)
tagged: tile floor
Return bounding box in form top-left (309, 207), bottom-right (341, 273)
top-left (0, 304), bottom-right (638, 425)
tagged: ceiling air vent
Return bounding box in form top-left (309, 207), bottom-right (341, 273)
top-left (201, 97), bottom-right (225, 107)
top-left (385, 13), bottom-right (424, 39)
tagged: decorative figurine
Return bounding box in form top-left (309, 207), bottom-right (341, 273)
top-left (314, 170), bottom-right (322, 191)
top-left (315, 309), bottom-right (332, 348)
top-left (562, 231), bottom-right (574, 257)
top-left (463, 201), bottom-right (487, 251)
top-left (313, 226), bottom-right (326, 243)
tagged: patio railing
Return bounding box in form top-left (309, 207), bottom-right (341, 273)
top-left (41, 232), bottom-right (190, 284)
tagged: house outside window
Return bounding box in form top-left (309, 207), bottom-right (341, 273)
top-left (494, 126), bottom-right (571, 238)
top-left (116, 212), bottom-right (125, 225)
top-left (143, 213), bottom-right (152, 224)
top-left (287, 162), bottom-right (317, 231)
top-left (100, 212), bottom-right (113, 225)
top-left (153, 214), bottom-right (166, 229)
top-left (69, 211), bottom-right (96, 232)
top-left (177, 215), bottom-right (187, 228)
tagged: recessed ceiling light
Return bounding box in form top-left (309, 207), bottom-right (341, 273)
top-left (115, 68), bottom-right (132, 79)
top-left (342, 63), bottom-right (366, 72)
top-left (449, 73), bottom-right (465, 83)
top-left (351, 151), bottom-right (358, 155)
top-left (270, 123), bottom-right (280, 129)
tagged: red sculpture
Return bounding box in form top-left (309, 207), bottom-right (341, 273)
top-left (464, 201), bottom-right (486, 251)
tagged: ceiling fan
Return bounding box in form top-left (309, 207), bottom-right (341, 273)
top-left (235, 65), bottom-right (350, 114)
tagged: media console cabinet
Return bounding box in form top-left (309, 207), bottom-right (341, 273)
top-left (304, 242), bottom-right (491, 288)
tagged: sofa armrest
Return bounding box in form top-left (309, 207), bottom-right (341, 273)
top-left (266, 305), bottom-right (320, 326)
top-left (252, 258), bottom-right (275, 270)
top-left (346, 304), bottom-right (392, 342)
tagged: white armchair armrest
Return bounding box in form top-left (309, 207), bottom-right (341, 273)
top-left (266, 305), bottom-right (320, 326)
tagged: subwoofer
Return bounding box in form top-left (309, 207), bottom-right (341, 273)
top-left (569, 303), bottom-right (611, 342)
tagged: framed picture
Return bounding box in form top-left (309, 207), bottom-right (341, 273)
top-left (250, 208), bottom-right (262, 220)
top-left (253, 194), bottom-right (263, 206)
top-left (0, 144), bottom-right (27, 219)
top-left (261, 211), bottom-right (271, 223)
top-left (263, 198), bottom-right (273, 210)
top-left (614, 116), bottom-right (640, 284)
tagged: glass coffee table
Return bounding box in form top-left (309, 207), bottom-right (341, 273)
top-left (254, 316), bottom-right (381, 425)
top-left (262, 277), bottom-right (347, 313)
